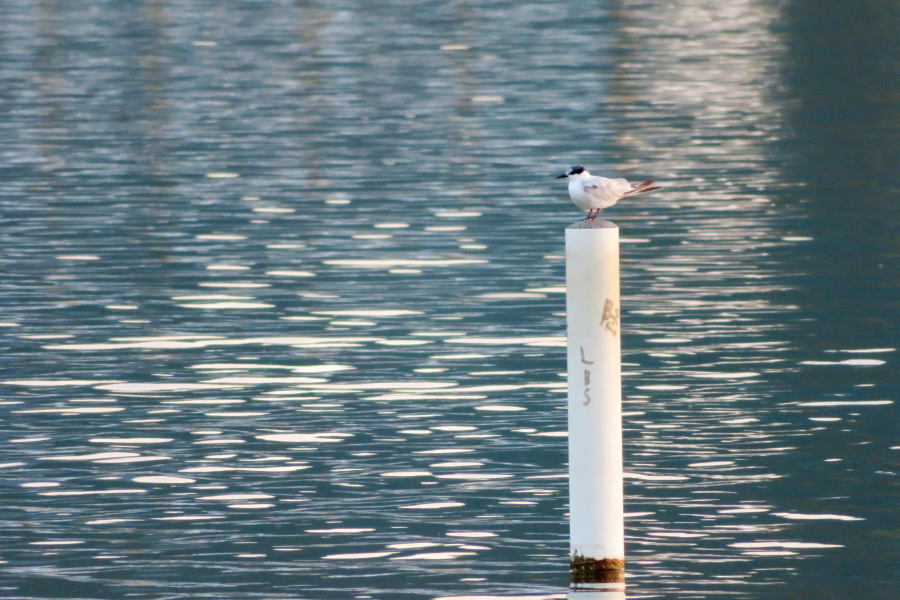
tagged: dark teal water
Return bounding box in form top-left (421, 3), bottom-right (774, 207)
top-left (2, 1), bottom-right (898, 599)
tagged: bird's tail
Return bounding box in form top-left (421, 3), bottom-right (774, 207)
top-left (622, 180), bottom-right (661, 196)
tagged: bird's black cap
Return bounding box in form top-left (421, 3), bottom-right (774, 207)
top-left (556, 165), bottom-right (585, 178)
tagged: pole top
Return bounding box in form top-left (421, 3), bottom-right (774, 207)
top-left (567, 219), bottom-right (617, 230)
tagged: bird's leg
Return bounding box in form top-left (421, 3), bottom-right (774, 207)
top-left (586, 209), bottom-right (594, 219)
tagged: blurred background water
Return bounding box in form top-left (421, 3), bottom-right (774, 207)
top-left (1, 0), bottom-right (898, 599)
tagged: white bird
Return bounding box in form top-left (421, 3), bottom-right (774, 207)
top-left (556, 165), bottom-right (660, 219)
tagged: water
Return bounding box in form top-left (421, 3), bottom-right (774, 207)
top-left (2, 0), bottom-right (898, 598)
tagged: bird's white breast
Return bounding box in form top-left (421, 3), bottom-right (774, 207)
top-left (568, 175), bottom-right (628, 210)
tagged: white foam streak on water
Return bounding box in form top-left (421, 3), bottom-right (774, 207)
top-left (323, 551), bottom-right (396, 560)
top-left (733, 542), bottom-right (844, 550)
top-left (624, 472), bottom-right (690, 482)
top-left (839, 348), bottom-right (895, 353)
top-left (2, 379), bottom-right (115, 387)
top-left (445, 337), bottom-right (564, 345)
top-left (796, 400), bottom-right (893, 407)
top-left (265, 270), bottom-right (315, 277)
top-left (254, 433), bottom-right (351, 443)
top-left (95, 383), bottom-right (242, 392)
top-left (30, 540), bottom-right (85, 545)
top-left (133, 476), bottom-right (195, 484)
top-left (295, 382), bottom-right (457, 391)
top-left (198, 282), bottom-right (270, 289)
top-left (435, 474), bottom-right (513, 480)
top-left (366, 394), bottom-right (486, 401)
top-left (15, 407), bottom-right (125, 414)
top-left (388, 542), bottom-right (441, 549)
top-left (646, 530), bottom-right (707, 538)
top-left (45, 336), bottom-right (380, 351)
top-left (153, 515), bottom-right (225, 521)
top-left (38, 452), bottom-right (141, 461)
top-left (87, 518), bottom-right (141, 525)
top-left (179, 466), bottom-right (309, 473)
top-left (432, 596), bottom-right (564, 600)
top-left (201, 376), bottom-right (328, 384)
top-left (189, 363), bottom-right (354, 373)
top-left (685, 371), bottom-right (760, 379)
top-left (324, 259), bottom-right (487, 268)
top-left (163, 399), bottom-right (244, 404)
top-left (773, 513), bottom-right (863, 521)
top-left (197, 493), bottom-right (274, 501)
top-left (179, 302), bottom-right (275, 309)
top-left (313, 310), bottom-right (424, 317)
top-left (39, 490), bottom-right (147, 496)
top-left (801, 359), bottom-right (887, 366)
top-left (89, 438), bottom-right (173, 444)
top-left (93, 456), bottom-right (172, 464)
top-left (392, 552), bottom-right (477, 561)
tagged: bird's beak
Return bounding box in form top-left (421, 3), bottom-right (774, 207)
top-left (555, 174), bottom-right (568, 179)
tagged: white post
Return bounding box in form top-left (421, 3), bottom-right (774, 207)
top-left (565, 219), bottom-right (625, 594)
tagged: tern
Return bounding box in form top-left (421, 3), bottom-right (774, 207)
top-left (556, 165), bottom-right (660, 219)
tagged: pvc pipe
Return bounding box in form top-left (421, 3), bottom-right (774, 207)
top-left (565, 219), bottom-right (625, 593)
top-left (567, 592), bottom-right (625, 600)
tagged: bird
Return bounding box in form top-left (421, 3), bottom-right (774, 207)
top-left (556, 165), bottom-right (660, 219)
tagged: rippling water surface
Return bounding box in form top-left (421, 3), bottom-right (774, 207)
top-left (2, 1), bottom-right (898, 599)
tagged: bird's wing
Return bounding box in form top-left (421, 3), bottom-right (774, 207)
top-left (583, 176), bottom-right (631, 199)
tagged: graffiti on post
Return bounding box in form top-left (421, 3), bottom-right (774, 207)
top-left (580, 345), bottom-right (592, 406)
top-left (600, 298), bottom-right (619, 336)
